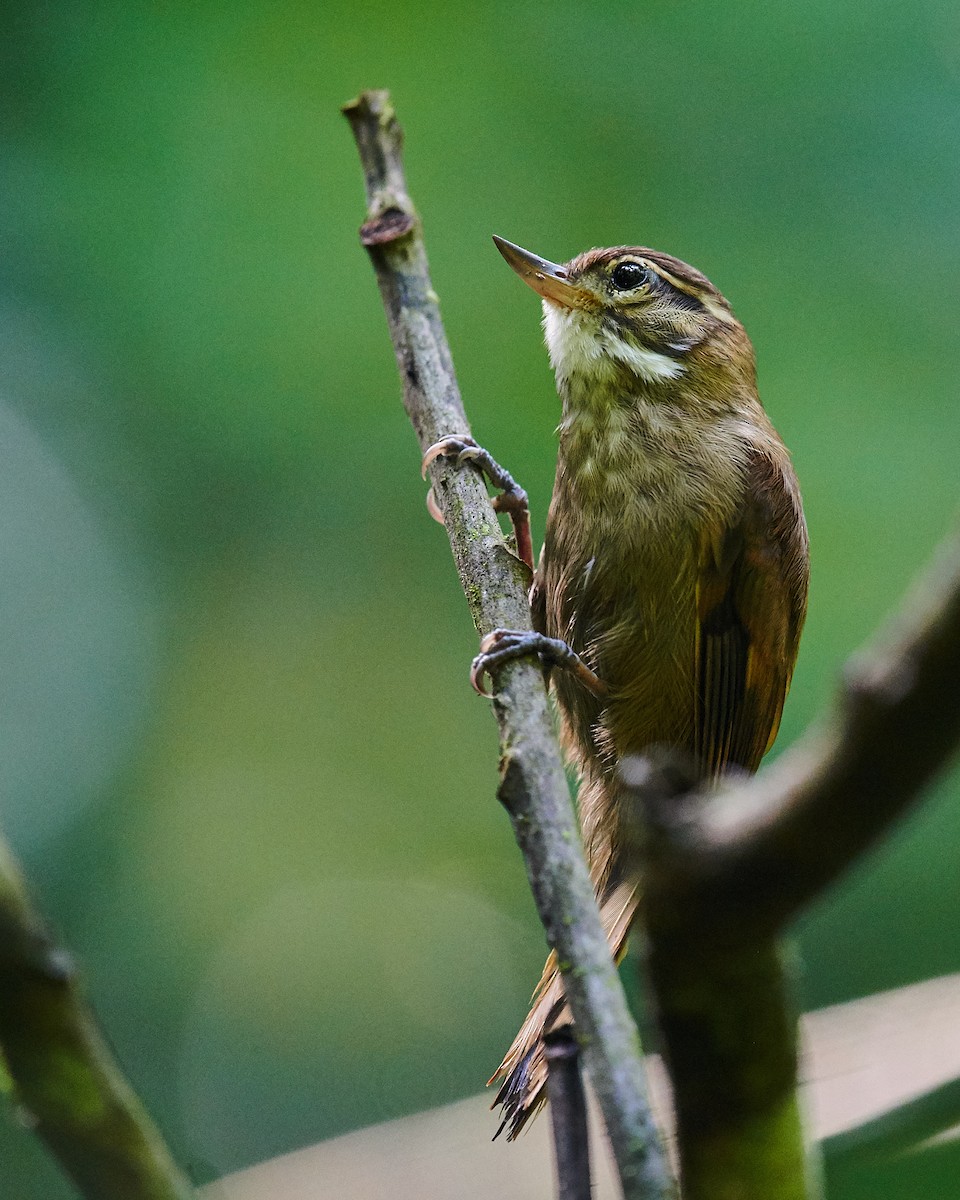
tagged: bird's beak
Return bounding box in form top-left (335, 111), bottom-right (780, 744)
top-left (492, 236), bottom-right (592, 309)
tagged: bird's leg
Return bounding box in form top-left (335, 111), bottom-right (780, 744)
top-left (422, 438), bottom-right (602, 698)
top-left (421, 435), bottom-right (534, 572)
top-left (471, 628), bottom-right (607, 699)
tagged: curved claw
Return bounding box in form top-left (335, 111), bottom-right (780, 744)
top-left (470, 629), bottom-right (512, 697)
top-left (425, 487), bottom-right (445, 524)
top-left (470, 630), bottom-right (532, 698)
top-left (421, 434), bottom-right (478, 479)
top-left (470, 629), bottom-right (607, 700)
top-left (478, 629), bottom-right (508, 655)
top-left (470, 653), bottom-right (494, 698)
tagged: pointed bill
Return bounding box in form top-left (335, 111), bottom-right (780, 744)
top-left (492, 236), bottom-right (593, 309)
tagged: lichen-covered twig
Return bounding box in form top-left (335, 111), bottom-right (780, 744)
top-left (342, 89), bottom-right (674, 1199)
top-left (0, 835), bottom-right (195, 1200)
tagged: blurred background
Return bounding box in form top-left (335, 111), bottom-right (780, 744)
top-left (2, 2), bottom-right (959, 1196)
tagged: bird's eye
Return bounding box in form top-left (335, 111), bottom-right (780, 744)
top-left (610, 261), bottom-right (649, 291)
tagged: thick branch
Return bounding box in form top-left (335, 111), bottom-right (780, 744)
top-left (645, 927), bottom-right (813, 1199)
top-left (342, 89), bottom-right (673, 1198)
top-left (622, 528), bottom-right (960, 1198)
top-left (0, 836), bottom-right (194, 1200)
top-left (633, 528), bottom-right (960, 937)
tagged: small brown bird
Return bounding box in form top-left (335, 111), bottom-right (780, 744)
top-left (432, 237), bottom-right (809, 1138)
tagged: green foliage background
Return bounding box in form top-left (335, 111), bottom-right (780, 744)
top-left (2, 3), bottom-right (959, 1195)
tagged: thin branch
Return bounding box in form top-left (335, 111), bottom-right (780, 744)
top-left (342, 89), bottom-right (674, 1199)
top-left (544, 1027), bottom-right (591, 1200)
top-left (0, 835), bottom-right (195, 1200)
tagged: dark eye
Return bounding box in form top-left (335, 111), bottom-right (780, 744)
top-left (611, 261), bottom-right (649, 291)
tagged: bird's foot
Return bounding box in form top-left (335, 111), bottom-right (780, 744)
top-left (470, 629), bottom-right (606, 699)
top-left (421, 435), bottom-right (533, 571)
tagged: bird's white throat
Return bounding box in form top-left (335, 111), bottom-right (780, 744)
top-left (541, 302), bottom-right (686, 390)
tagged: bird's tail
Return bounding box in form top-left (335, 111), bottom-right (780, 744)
top-left (488, 877), bottom-right (638, 1139)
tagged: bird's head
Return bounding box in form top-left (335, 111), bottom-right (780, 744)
top-left (493, 236), bottom-right (755, 402)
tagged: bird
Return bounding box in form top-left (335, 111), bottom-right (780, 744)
top-left (427, 236), bottom-right (809, 1139)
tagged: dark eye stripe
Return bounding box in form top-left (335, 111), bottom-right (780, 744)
top-left (662, 283), bottom-right (704, 312)
top-left (649, 267), bottom-right (706, 312)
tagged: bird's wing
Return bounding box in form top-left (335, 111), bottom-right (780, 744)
top-left (694, 447), bottom-right (809, 777)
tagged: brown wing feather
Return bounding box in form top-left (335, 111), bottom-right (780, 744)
top-left (695, 447), bottom-right (808, 778)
